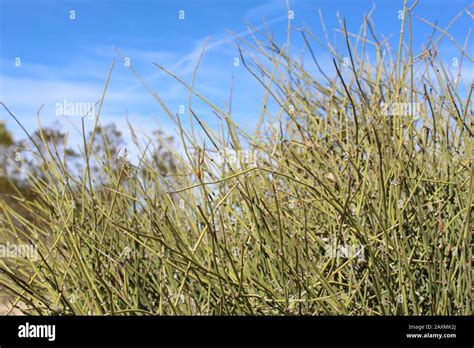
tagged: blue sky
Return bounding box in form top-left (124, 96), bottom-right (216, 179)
top-left (0, 0), bottom-right (472, 150)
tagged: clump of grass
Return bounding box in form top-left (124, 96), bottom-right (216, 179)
top-left (0, 6), bottom-right (472, 315)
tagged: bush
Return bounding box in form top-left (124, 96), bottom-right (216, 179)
top-left (0, 8), bottom-right (472, 315)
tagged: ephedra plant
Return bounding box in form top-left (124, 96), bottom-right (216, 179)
top-left (0, 4), bottom-right (472, 315)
